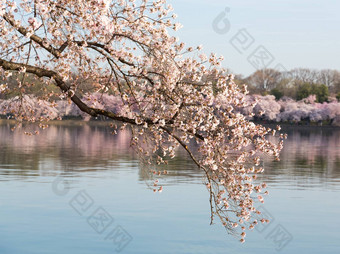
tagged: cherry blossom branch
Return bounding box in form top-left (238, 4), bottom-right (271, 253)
top-left (3, 13), bottom-right (62, 58)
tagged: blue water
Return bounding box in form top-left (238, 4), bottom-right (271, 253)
top-left (1, 121), bottom-right (340, 254)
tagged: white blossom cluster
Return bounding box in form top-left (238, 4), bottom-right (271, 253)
top-left (0, 0), bottom-right (285, 241)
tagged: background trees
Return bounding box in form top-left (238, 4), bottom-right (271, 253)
top-left (245, 68), bottom-right (282, 94)
top-left (296, 82), bottom-right (329, 103)
top-left (234, 67), bottom-right (340, 102)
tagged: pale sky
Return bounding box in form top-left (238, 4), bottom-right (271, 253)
top-left (169, 0), bottom-right (340, 76)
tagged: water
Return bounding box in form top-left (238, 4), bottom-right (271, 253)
top-left (1, 121), bottom-right (340, 254)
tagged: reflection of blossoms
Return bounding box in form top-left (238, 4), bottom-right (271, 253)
top-left (263, 127), bottom-right (340, 184)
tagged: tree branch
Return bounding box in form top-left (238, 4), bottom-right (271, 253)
top-left (3, 13), bottom-right (62, 58)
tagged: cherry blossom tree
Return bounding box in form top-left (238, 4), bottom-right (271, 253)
top-left (0, 0), bottom-right (284, 241)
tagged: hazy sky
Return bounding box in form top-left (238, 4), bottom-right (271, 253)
top-left (169, 0), bottom-right (340, 76)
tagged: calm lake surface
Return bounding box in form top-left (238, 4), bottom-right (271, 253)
top-left (1, 121), bottom-right (340, 254)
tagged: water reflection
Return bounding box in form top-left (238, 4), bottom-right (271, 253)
top-left (1, 121), bottom-right (340, 187)
top-left (1, 121), bottom-right (340, 254)
top-left (0, 120), bottom-right (202, 184)
top-left (262, 126), bottom-right (340, 189)
top-left (0, 121), bottom-right (132, 173)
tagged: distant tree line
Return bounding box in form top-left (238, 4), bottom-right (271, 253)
top-left (2, 68), bottom-right (340, 104)
top-left (2, 69), bottom-right (340, 126)
top-left (235, 68), bottom-right (340, 103)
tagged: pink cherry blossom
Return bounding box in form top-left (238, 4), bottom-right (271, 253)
top-left (0, 0), bottom-right (285, 241)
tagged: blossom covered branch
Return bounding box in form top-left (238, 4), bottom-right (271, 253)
top-left (0, 0), bottom-right (284, 242)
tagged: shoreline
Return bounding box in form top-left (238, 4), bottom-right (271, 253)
top-left (2, 117), bottom-right (340, 129)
